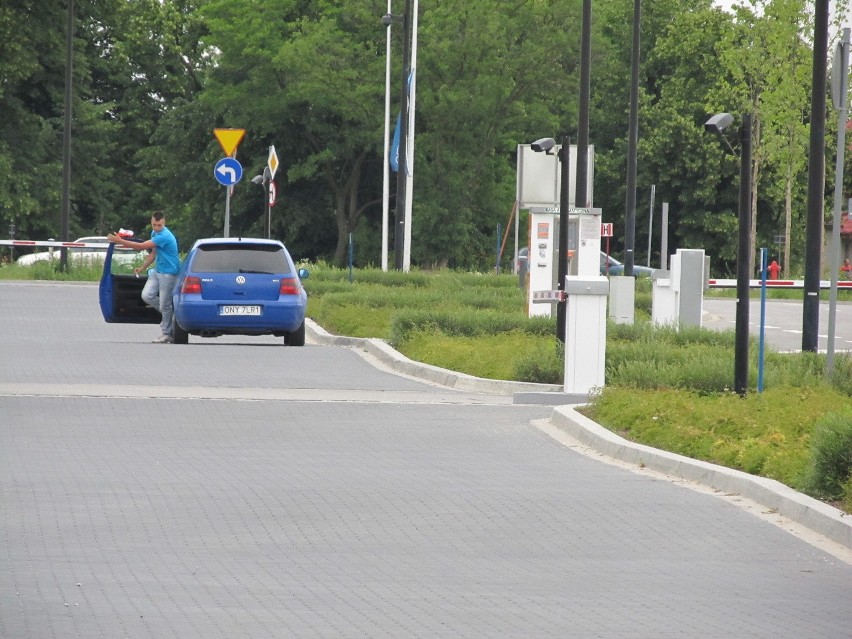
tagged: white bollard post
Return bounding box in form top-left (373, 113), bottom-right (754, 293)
top-left (563, 276), bottom-right (609, 395)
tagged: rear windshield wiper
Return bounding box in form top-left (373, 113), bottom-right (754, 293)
top-left (238, 269), bottom-right (274, 274)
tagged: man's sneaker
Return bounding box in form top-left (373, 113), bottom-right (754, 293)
top-left (152, 334), bottom-right (173, 344)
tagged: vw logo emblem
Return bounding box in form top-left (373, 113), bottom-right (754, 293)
top-left (235, 276), bottom-right (246, 285)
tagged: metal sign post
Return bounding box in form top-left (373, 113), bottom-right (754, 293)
top-left (827, 28), bottom-right (850, 373)
top-left (212, 129), bottom-right (247, 238)
top-left (214, 157), bottom-right (243, 237)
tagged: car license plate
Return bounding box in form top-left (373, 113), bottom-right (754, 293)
top-left (220, 305), bottom-right (262, 316)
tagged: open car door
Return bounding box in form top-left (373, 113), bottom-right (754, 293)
top-left (98, 242), bottom-right (161, 324)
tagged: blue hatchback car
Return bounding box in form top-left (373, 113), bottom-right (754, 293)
top-left (172, 238), bottom-right (309, 345)
top-left (99, 237), bottom-right (309, 346)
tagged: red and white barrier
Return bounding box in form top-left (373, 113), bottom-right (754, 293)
top-left (0, 240), bottom-right (109, 249)
top-left (707, 278), bottom-right (852, 289)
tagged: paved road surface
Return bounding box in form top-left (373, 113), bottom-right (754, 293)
top-left (2, 281), bottom-right (851, 638)
top-left (703, 296), bottom-right (852, 353)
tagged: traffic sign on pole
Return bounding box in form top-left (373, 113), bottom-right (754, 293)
top-left (213, 128), bottom-right (246, 157)
top-left (214, 157), bottom-right (243, 186)
top-left (267, 146), bottom-right (279, 180)
top-left (268, 181), bottom-right (277, 207)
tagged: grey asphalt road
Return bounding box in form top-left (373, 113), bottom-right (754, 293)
top-left (2, 281), bottom-right (852, 638)
top-left (703, 296), bottom-right (852, 353)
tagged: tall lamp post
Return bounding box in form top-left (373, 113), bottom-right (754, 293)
top-left (802, 0), bottom-right (830, 352)
top-left (380, 5), bottom-right (398, 272)
top-left (705, 112), bottom-right (752, 396)
top-left (624, 0), bottom-right (641, 277)
top-left (392, 0), bottom-right (413, 270)
top-left (60, 0), bottom-right (74, 272)
top-left (575, 0), bottom-right (591, 215)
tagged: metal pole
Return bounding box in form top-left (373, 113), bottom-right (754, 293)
top-left (348, 232), bottom-right (353, 283)
top-left (265, 181), bottom-right (271, 239)
top-left (402, 0), bottom-right (418, 272)
top-left (827, 28), bottom-right (850, 374)
top-left (393, 0), bottom-right (412, 270)
top-left (647, 184), bottom-right (655, 267)
top-left (758, 247), bottom-right (767, 392)
top-left (734, 114), bottom-right (753, 396)
top-left (381, 0), bottom-right (392, 271)
top-left (513, 201), bottom-right (520, 275)
top-left (802, 0), bottom-right (830, 352)
top-left (224, 188), bottom-right (231, 238)
top-left (557, 137), bottom-right (571, 344)
top-left (575, 0), bottom-right (591, 215)
top-left (624, 0), bottom-right (641, 277)
top-left (495, 224), bottom-right (501, 274)
top-left (60, 0), bottom-right (74, 272)
top-left (661, 202), bottom-right (669, 271)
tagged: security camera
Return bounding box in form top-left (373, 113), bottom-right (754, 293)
top-left (704, 113), bottom-right (734, 135)
top-left (530, 137), bottom-right (556, 153)
top-left (381, 13), bottom-right (393, 27)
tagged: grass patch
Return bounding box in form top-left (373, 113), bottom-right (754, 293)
top-left (0, 260), bottom-right (106, 281)
top-left (583, 386), bottom-right (851, 488)
top-left (400, 330), bottom-right (557, 381)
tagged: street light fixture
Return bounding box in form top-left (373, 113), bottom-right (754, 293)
top-left (251, 166), bottom-right (272, 239)
top-left (529, 135), bottom-right (570, 344)
top-left (705, 112), bottom-right (752, 396)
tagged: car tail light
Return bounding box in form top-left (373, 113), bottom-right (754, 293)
top-left (182, 276), bottom-right (202, 294)
top-left (279, 277), bottom-right (300, 295)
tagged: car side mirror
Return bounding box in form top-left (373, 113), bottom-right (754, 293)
top-left (298, 268), bottom-right (310, 280)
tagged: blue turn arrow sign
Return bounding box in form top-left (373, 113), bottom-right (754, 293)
top-left (214, 157), bottom-right (243, 186)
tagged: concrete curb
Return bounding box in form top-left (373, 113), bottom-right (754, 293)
top-left (307, 318), bottom-right (852, 551)
top-left (306, 318), bottom-right (564, 395)
top-left (550, 405), bottom-right (852, 550)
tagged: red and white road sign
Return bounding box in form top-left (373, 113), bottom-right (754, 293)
top-left (601, 223), bottom-right (613, 237)
top-left (268, 181), bottom-right (277, 207)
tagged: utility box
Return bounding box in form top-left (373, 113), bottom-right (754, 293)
top-left (677, 249), bottom-right (706, 327)
top-left (652, 248), bottom-right (706, 329)
top-left (608, 276), bottom-right (635, 324)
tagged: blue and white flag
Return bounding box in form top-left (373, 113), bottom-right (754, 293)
top-left (389, 113), bottom-right (401, 172)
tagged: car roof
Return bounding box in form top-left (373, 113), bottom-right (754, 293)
top-left (191, 237), bottom-right (286, 249)
top-left (75, 236), bottom-right (109, 243)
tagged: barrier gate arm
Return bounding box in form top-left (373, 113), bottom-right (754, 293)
top-left (707, 278), bottom-right (852, 289)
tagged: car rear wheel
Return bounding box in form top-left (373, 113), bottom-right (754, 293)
top-left (284, 320), bottom-right (305, 346)
top-left (173, 322), bottom-right (189, 345)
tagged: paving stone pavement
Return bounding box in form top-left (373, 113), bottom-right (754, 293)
top-left (2, 281), bottom-right (852, 638)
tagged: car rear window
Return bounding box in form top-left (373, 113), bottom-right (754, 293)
top-left (191, 244), bottom-right (290, 274)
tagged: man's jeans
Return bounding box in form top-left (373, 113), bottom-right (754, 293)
top-left (141, 271), bottom-right (178, 336)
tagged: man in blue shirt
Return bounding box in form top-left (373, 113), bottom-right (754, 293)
top-left (108, 211), bottom-right (180, 343)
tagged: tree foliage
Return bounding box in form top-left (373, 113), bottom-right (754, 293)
top-left (1, 0), bottom-right (846, 275)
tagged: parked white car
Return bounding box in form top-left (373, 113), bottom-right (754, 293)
top-left (16, 236), bottom-right (140, 267)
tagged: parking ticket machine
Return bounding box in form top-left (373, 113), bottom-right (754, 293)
top-left (527, 208), bottom-right (603, 317)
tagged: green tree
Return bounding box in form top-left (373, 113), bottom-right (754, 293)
top-left (410, 0), bottom-right (585, 269)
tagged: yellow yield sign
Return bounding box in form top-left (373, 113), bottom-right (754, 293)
top-left (213, 128), bottom-right (246, 157)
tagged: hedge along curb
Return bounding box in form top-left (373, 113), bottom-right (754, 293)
top-left (305, 318), bottom-right (564, 395)
top-left (550, 405), bottom-right (852, 551)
